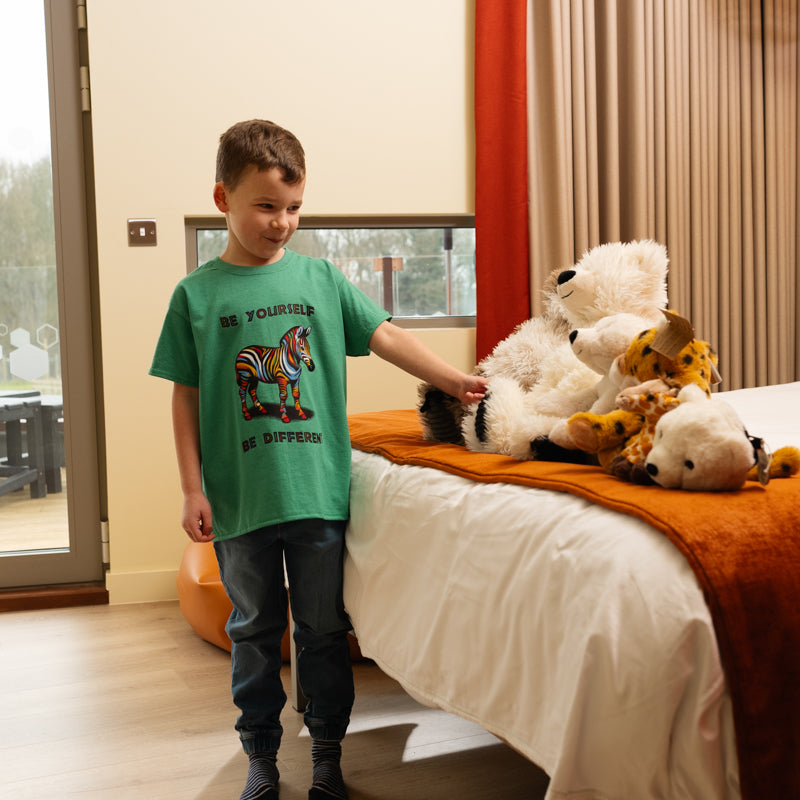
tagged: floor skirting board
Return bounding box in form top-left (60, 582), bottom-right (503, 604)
top-left (105, 569), bottom-right (178, 603)
top-left (0, 581), bottom-right (108, 612)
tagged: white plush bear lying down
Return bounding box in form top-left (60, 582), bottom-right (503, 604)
top-left (643, 383), bottom-right (800, 491)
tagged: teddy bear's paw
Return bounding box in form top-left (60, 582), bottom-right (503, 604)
top-left (610, 454), bottom-right (654, 485)
top-left (628, 461), bottom-right (656, 485)
top-left (474, 394), bottom-right (491, 443)
top-left (547, 418), bottom-right (573, 449)
top-left (418, 387), bottom-right (465, 444)
top-left (461, 399), bottom-right (491, 453)
top-left (609, 454), bottom-right (633, 482)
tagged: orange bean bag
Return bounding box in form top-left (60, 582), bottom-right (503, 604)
top-left (176, 542), bottom-right (361, 662)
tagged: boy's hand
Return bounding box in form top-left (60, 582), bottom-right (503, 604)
top-left (182, 490), bottom-right (215, 542)
top-left (457, 374), bottom-right (489, 404)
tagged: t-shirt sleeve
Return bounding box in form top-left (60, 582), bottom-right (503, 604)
top-left (148, 288), bottom-right (200, 386)
top-left (333, 267), bottom-right (391, 357)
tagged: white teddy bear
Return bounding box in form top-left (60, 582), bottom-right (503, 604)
top-left (456, 240), bottom-right (670, 460)
top-left (418, 240), bottom-right (670, 449)
top-left (644, 384), bottom-right (800, 491)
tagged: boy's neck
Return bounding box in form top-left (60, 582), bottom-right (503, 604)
top-left (220, 245), bottom-right (286, 267)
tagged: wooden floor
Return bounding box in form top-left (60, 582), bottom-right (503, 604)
top-left (0, 601), bottom-right (550, 800)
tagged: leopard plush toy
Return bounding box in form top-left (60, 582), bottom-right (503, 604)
top-left (618, 319), bottom-right (720, 396)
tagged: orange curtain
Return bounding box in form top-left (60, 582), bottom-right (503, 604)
top-left (474, 0), bottom-right (530, 360)
top-left (474, 0), bottom-right (800, 389)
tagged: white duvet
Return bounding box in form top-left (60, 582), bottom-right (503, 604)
top-left (343, 382), bottom-right (800, 800)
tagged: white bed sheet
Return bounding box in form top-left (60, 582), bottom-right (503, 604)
top-left (343, 382), bottom-right (800, 800)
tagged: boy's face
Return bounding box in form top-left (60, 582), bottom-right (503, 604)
top-left (213, 165), bottom-right (305, 266)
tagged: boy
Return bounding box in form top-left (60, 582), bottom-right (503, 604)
top-left (150, 120), bottom-right (487, 800)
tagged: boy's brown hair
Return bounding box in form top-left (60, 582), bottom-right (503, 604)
top-left (215, 119), bottom-right (306, 189)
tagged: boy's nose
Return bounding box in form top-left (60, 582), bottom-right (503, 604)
top-left (272, 211), bottom-right (289, 229)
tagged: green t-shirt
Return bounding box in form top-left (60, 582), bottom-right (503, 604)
top-left (149, 250), bottom-right (390, 540)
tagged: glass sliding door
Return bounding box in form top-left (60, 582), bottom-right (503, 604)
top-left (0, 0), bottom-right (65, 553)
top-left (0, 0), bottom-right (103, 589)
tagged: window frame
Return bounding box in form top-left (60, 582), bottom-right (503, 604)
top-left (184, 214), bottom-right (476, 329)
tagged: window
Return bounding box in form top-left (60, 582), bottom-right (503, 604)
top-left (185, 215), bottom-right (476, 328)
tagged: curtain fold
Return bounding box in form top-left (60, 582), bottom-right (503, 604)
top-left (475, 0), bottom-right (799, 389)
top-left (474, 0), bottom-right (530, 360)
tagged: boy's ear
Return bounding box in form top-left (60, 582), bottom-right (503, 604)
top-left (213, 182), bottom-right (229, 213)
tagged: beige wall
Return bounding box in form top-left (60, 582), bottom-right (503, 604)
top-left (86, 0), bottom-right (477, 602)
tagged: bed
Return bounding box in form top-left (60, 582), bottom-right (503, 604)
top-left (343, 381), bottom-right (800, 800)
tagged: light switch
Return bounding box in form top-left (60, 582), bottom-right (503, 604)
top-left (128, 218), bottom-right (157, 246)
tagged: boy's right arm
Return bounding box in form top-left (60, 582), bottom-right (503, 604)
top-left (172, 383), bottom-right (215, 542)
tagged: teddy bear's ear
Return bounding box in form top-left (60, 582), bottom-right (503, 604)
top-left (676, 383), bottom-right (707, 403)
top-left (541, 267), bottom-right (562, 297)
top-left (630, 240), bottom-right (669, 273)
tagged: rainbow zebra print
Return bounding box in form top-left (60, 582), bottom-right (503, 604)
top-left (235, 326), bottom-right (314, 422)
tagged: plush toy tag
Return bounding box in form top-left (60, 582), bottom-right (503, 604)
top-left (750, 436), bottom-right (773, 485)
top-left (651, 309), bottom-right (696, 358)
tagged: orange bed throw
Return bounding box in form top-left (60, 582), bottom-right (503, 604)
top-left (349, 409), bottom-right (800, 800)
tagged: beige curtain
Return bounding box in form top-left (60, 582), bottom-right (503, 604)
top-left (526, 0), bottom-right (799, 389)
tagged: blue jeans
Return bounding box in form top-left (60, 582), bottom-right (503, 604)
top-left (214, 519), bottom-right (354, 754)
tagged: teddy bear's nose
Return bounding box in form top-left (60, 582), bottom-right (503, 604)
top-left (646, 463), bottom-right (658, 476)
top-left (557, 269), bottom-right (576, 285)
top-left (569, 330), bottom-right (578, 343)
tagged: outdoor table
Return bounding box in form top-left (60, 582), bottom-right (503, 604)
top-left (0, 396), bottom-right (47, 499)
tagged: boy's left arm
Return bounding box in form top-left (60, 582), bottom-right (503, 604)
top-left (368, 320), bottom-right (488, 404)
